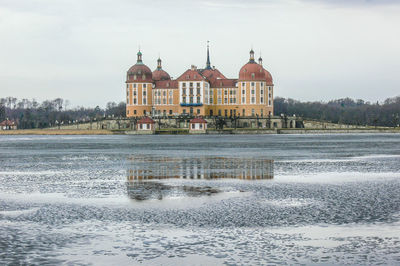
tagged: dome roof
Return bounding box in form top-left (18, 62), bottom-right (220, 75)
top-left (152, 69), bottom-right (170, 81)
top-left (126, 51), bottom-right (153, 83)
top-left (152, 58), bottom-right (170, 81)
top-left (238, 49), bottom-right (266, 81)
top-left (239, 62), bottom-right (266, 81)
top-left (264, 69), bottom-right (273, 85)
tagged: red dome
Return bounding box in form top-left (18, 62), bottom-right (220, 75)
top-left (239, 62), bottom-right (266, 81)
top-left (152, 69), bottom-right (170, 81)
top-left (126, 51), bottom-right (153, 83)
top-left (126, 64), bottom-right (152, 83)
top-left (263, 69), bottom-right (273, 85)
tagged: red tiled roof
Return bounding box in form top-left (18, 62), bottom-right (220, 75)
top-left (154, 80), bottom-right (178, 89)
top-left (189, 117), bottom-right (207, 124)
top-left (126, 63), bottom-right (153, 83)
top-left (152, 69), bottom-right (171, 81)
top-left (0, 120), bottom-right (16, 126)
top-left (264, 69), bottom-right (274, 85)
top-left (176, 69), bottom-right (206, 81)
top-left (137, 117), bottom-right (155, 124)
top-left (201, 68), bottom-right (226, 80)
top-left (210, 78), bottom-right (237, 88)
top-left (239, 62), bottom-right (266, 81)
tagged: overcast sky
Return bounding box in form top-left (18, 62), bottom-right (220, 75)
top-left (0, 0), bottom-right (399, 107)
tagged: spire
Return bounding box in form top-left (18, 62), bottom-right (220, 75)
top-left (258, 52), bottom-right (263, 66)
top-left (157, 57), bottom-right (162, 70)
top-left (137, 49), bottom-right (143, 64)
top-left (206, 40), bottom-right (211, 69)
top-left (249, 49), bottom-right (255, 63)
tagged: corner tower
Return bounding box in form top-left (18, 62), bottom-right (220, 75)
top-left (126, 50), bottom-right (153, 117)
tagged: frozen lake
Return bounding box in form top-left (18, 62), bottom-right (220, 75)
top-left (0, 134), bottom-right (400, 265)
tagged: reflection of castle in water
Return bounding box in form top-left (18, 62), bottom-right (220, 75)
top-left (126, 156), bottom-right (274, 201)
top-left (126, 156), bottom-right (274, 180)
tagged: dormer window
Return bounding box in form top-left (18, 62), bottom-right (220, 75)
top-left (142, 74), bottom-right (146, 80)
top-left (251, 73), bottom-right (255, 79)
top-left (134, 74), bottom-right (137, 80)
top-left (194, 74), bottom-right (197, 79)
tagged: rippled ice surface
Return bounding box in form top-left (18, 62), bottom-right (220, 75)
top-left (1, 134), bottom-right (400, 265)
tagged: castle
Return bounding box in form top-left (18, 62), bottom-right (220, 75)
top-left (125, 45), bottom-right (274, 118)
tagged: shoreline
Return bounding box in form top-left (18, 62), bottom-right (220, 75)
top-left (0, 128), bottom-right (399, 135)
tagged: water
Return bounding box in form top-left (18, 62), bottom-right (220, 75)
top-left (0, 134), bottom-right (399, 265)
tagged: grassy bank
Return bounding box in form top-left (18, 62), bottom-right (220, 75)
top-left (0, 129), bottom-right (116, 135)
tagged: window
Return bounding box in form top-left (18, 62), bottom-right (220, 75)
top-left (251, 97), bottom-right (255, 104)
top-left (242, 89), bottom-right (245, 95)
top-left (163, 91), bottom-right (166, 96)
top-left (251, 89), bottom-right (255, 94)
top-left (143, 90), bottom-right (146, 96)
top-left (134, 99), bottom-right (137, 104)
top-left (190, 88), bottom-right (193, 95)
top-left (169, 110), bottom-right (172, 115)
top-left (133, 84), bottom-right (137, 88)
top-left (199, 124), bottom-right (203, 129)
top-left (261, 109), bottom-right (263, 116)
top-left (127, 110), bottom-right (129, 115)
top-left (230, 98), bottom-right (233, 103)
top-left (134, 110), bottom-right (137, 115)
top-left (242, 82), bottom-right (245, 87)
top-left (169, 98), bottom-right (173, 104)
top-left (224, 110), bottom-right (228, 116)
top-left (190, 97), bottom-right (193, 103)
top-left (143, 110), bottom-right (146, 115)
top-left (269, 100), bottom-right (272, 106)
top-left (197, 109), bottom-right (200, 114)
top-left (143, 98), bottom-right (147, 104)
top-left (218, 110), bottom-right (221, 116)
top-left (163, 110), bottom-right (166, 116)
top-left (182, 83), bottom-right (186, 88)
top-left (197, 82), bottom-right (200, 88)
top-left (218, 98), bottom-right (222, 104)
top-left (242, 109), bottom-right (245, 116)
top-left (163, 99), bottom-right (166, 104)
top-left (218, 89), bottom-right (222, 96)
top-left (261, 89), bottom-right (264, 94)
top-left (183, 109), bottom-right (186, 114)
top-left (209, 97), bottom-right (213, 104)
top-left (189, 82), bottom-right (193, 87)
top-left (143, 84), bottom-right (147, 88)
top-left (182, 97), bottom-right (186, 103)
top-left (133, 90), bottom-right (137, 96)
top-left (126, 98), bottom-right (129, 104)
top-left (182, 88), bottom-right (186, 95)
top-left (251, 82), bottom-right (255, 87)
top-left (192, 124), bottom-right (195, 129)
top-left (197, 88), bottom-right (200, 95)
top-left (242, 97), bottom-right (245, 103)
top-left (169, 91), bottom-right (173, 96)
top-left (252, 109), bottom-right (255, 116)
top-left (224, 90), bottom-right (228, 95)
top-left (224, 97), bottom-right (228, 103)
top-left (197, 96), bottom-right (200, 103)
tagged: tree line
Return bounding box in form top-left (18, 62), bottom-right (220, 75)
top-left (274, 96), bottom-right (400, 127)
top-left (0, 97), bottom-right (126, 129)
top-left (1, 96), bottom-right (399, 129)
